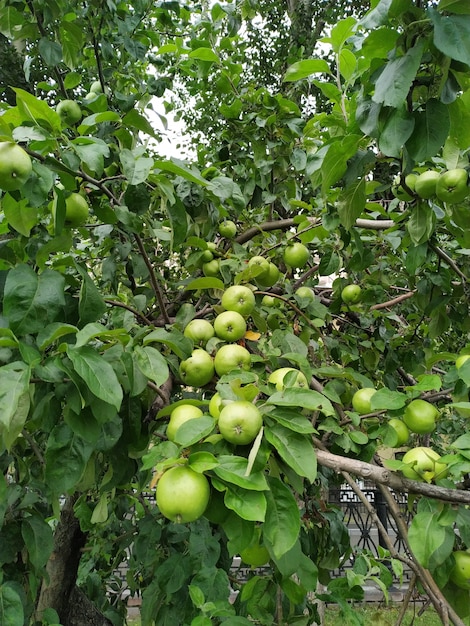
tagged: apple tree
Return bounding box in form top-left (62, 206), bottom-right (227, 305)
top-left (1, 1), bottom-right (470, 625)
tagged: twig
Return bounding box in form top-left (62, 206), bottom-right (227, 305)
top-left (314, 445), bottom-right (470, 504)
top-left (370, 290), bottom-right (416, 311)
top-left (104, 299), bottom-right (152, 325)
top-left (430, 243), bottom-right (468, 284)
top-left (395, 572), bottom-right (417, 626)
top-left (133, 234), bottom-right (170, 324)
top-left (22, 429), bottom-right (45, 465)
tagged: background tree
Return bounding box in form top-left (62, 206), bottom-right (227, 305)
top-left (0, 1), bottom-right (470, 625)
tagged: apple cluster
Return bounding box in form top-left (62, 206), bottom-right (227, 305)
top-left (394, 168), bottom-right (469, 204)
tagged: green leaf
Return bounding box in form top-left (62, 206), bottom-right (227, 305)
top-left (4, 265), bottom-right (65, 336)
top-left (337, 177), bottom-right (366, 230)
top-left (0, 583), bottom-right (24, 626)
top-left (267, 388), bottom-right (335, 416)
top-left (406, 99), bottom-right (450, 163)
top-left (267, 408), bottom-right (315, 434)
top-left (321, 136), bottom-right (361, 195)
top-left (213, 455), bottom-right (268, 491)
top-left (120, 148), bottom-right (153, 185)
top-left (37, 324), bottom-right (78, 351)
top-left (60, 21), bottom-right (85, 69)
top-left (188, 451), bottom-right (218, 472)
top-left (38, 37), bottom-right (62, 66)
top-left (123, 109), bottom-right (160, 139)
top-left (339, 48), bottom-right (357, 81)
top-left (438, 0), bottom-right (470, 14)
top-left (407, 202), bottom-right (435, 245)
top-left (189, 47), bottom-right (220, 63)
top-left (90, 493), bottom-right (109, 524)
top-left (224, 485), bottom-right (266, 521)
top-left (378, 107), bottom-right (415, 157)
top-left (0, 364), bottom-right (31, 450)
top-left (264, 477), bottom-right (300, 559)
top-left (329, 17), bottom-right (357, 53)
top-left (185, 277), bottom-right (225, 291)
top-left (370, 388), bottom-right (407, 410)
top-left (153, 159), bottom-right (208, 186)
top-left (66, 345), bottom-right (123, 410)
top-left (143, 328), bottom-right (193, 360)
top-left (408, 511), bottom-right (455, 569)
top-left (2, 193), bottom-right (38, 236)
top-left (265, 424), bottom-right (317, 482)
top-left (283, 59), bottom-right (331, 82)
top-left (133, 345), bottom-right (170, 387)
top-left (431, 9), bottom-right (470, 64)
top-left (372, 41), bottom-right (424, 108)
top-left (173, 416), bottom-right (215, 447)
top-left (72, 137), bottom-right (110, 176)
top-left (21, 514), bottom-right (54, 570)
top-left (45, 423), bottom-right (94, 494)
top-left (360, 0), bottom-right (393, 28)
top-left (77, 270), bottom-right (107, 326)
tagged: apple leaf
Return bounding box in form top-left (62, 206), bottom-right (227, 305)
top-left (66, 345), bottom-right (123, 410)
top-left (370, 388), bottom-right (407, 410)
top-left (265, 424), bottom-right (317, 482)
top-left (173, 416), bottom-right (215, 448)
top-left (264, 477), bottom-right (300, 559)
top-left (373, 41), bottom-right (424, 108)
top-left (267, 388), bottom-right (335, 416)
top-left (283, 59), bottom-right (331, 82)
top-left (431, 9), bottom-right (470, 64)
top-left (408, 511), bottom-right (455, 569)
top-left (224, 485), bottom-right (266, 522)
top-left (133, 345), bottom-right (170, 387)
top-left (213, 455), bottom-right (268, 491)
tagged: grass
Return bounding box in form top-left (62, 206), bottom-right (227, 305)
top-left (126, 604), bottom-right (442, 625)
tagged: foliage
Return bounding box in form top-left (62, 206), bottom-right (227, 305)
top-left (0, 0), bottom-right (470, 625)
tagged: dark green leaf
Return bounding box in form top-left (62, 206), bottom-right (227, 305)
top-left (21, 514), bottom-right (53, 571)
top-left (406, 99), bottom-right (450, 162)
top-left (264, 477), bottom-right (300, 559)
top-left (431, 9), bottom-right (470, 64)
top-left (265, 424), bottom-right (317, 481)
top-left (45, 423), bottom-right (94, 493)
top-left (66, 345), bottom-right (123, 410)
top-left (213, 455), bottom-right (268, 491)
top-left (372, 41), bottom-right (424, 108)
top-left (4, 265), bottom-right (65, 336)
top-left (224, 485), bottom-right (266, 521)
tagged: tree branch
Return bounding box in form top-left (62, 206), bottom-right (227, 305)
top-left (370, 290), bottom-right (416, 311)
top-left (314, 446), bottom-right (470, 504)
top-left (133, 234), bottom-right (171, 324)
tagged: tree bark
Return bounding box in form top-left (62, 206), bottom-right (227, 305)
top-left (36, 495), bottom-right (113, 626)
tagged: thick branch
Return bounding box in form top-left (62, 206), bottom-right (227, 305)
top-left (315, 447), bottom-right (470, 504)
top-left (370, 290), bottom-right (416, 311)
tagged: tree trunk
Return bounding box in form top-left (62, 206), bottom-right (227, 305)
top-left (36, 495), bottom-right (113, 626)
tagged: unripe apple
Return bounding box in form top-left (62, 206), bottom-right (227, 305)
top-left (414, 170), bottom-right (440, 199)
top-left (436, 168), bottom-right (469, 204)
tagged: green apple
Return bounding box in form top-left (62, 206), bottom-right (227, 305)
top-left (183, 319), bottom-right (215, 345)
top-left (283, 242), bottom-right (309, 268)
top-left (0, 142), bottom-right (33, 191)
top-left (268, 367), bottom-right (309, 391)
top-left (248, 256), bottom-right (271, 281)
top-left (261, 294), bottom-right (277, 307)
top-left (214, 344), bottom-right (251, 376)
top-left (156, 465), bottom-right (210, 523)
top-left (341, 284), bottom-right (362, 304)
top-left (450, 551), bottom-right (470, 590)
top-left (388, 418), bottom-right (410, 447)
top-left (200, 249), bottom-right (214, 263)
top-left (403, 399), bottom-right (438, 434)
top-left (90, 80), bottom-right (103, 94)
top-left (414, 170), bottom-right (440, 199)
top-left (392, 174), bottom-right (414, 201)
top-left (240, 528), bottom-right (270, 567)
top-left (214, 310), bottom-right (247, 342)
top-left (54, 193), bottom-right (89, 227)
top-left (56, 99), bottom-right (82, 126)
top-left (351, 387), bottom-right (376, 414)
top-left (209, 392), bottom-right (225, 419)
top-left (218, 220), bottom-right (237, 238)
top-left (255, 262), bottom-right (280, 288)
top-left (436, 168), bottom-right (469, 204)
top-left (202, 259), bottom-right (220, 277)
top-left (400, 446), bottom-right (447, 482)
top-left (179, 349), bottom-right (215, 387)
top-left (166, 404), bottom-right (204, 442)
top-left (221, 285), bottom-right (255, 316)
top-left (295, 286), bottom-right (315, 301)
top-left (218, 400), bottom-right (262, 445)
